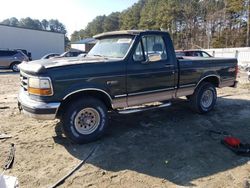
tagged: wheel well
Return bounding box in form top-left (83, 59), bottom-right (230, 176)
top-left (198, 76), bottom-right (219, 88)
top-left (10, 61), bottom-right (21, 68)
top-left (57, 90), bottom-right (112, 117)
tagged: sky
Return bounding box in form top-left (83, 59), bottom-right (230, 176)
top-left (0, 0), bottom-right (138, 36)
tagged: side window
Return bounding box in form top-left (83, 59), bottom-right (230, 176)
top-left (202, 52), bottom-right (210, 58)
top-left (65, 52), bottom-right (71, 57)
top-left (133, 41), bottom-right (145, 61)
top-left (191, 52), bottom-right (197, 56)
top-left (142, 35), bottom-right (167, 61)
top-left (194, 52), bottom-right (202, 57)
top-left (0, 51), bottom-right (16, 57)
top-left (8, 51), bottom-right (17, 56)
top-left (133, 35), bottom-right (167, 62)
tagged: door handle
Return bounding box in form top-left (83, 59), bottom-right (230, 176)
top-left (164, 64), bottom-right (174, 68)
top-left (107, 80), bottom-right (119, 86)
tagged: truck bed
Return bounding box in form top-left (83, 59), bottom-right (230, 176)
top-left (176, 57), bottom-right (237, 97)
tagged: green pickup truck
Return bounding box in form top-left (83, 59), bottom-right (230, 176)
top-left (18, 30), bottom-right (238, 144)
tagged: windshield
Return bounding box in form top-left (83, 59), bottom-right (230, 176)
top-left (88, 36), bottom-right (133, 59)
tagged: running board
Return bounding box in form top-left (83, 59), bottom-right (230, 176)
top-left (117, 102), bottom-right (172, 114)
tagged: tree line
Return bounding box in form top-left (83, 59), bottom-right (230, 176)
top-left (71, 0), bottom-right (250, 49)
top-left (0, 17), bottom-right (66, 34)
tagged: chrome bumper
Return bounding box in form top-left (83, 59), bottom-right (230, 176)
top-left (18, 89), bottom-right (60, 120)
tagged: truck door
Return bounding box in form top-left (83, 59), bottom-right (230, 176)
top-left (127, 34), bottom-right (176, 106)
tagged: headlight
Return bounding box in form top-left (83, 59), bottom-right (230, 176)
top-left (28, 77), bottom-right (53, 96)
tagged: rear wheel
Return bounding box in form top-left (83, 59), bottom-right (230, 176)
top-left (190, 82), bottom-right (217, 114)
top-left (61, 97), bottom-right (108, 144)
top-left (10, 62), bottom-right (20, 72)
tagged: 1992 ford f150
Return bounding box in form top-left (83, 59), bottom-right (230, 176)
top-left (18, 30), bottom-right (238, 143)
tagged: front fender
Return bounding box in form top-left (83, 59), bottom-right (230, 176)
top-left (59, 82), bottom-right (112, 101)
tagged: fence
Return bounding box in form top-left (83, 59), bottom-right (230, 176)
top-left (204, 47), bottom-right (250, 66)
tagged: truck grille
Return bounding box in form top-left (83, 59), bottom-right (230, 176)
top-left (20, 72), bottom-right (28, 91)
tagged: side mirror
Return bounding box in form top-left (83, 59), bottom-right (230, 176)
top-left (148, 54), bottom-right (162, 62)
top-left (141, 54), bottom-right (162, 64)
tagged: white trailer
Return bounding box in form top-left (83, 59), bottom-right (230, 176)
top-left (0, 24), bottom-right (65, 60)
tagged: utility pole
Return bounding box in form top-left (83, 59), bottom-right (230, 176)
top-left (247, 0), bottom-right (250, 47)
top-left (224, 0), bottom-right (228, 48)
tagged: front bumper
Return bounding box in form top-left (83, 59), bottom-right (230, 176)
top-left (18, 89), bottom-right (60, 120)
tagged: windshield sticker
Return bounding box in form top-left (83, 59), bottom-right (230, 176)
top-left (117, 39), bottom-right (132, 44)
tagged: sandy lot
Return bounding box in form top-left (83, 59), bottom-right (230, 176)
top-left (0, 70), bottom-right (250, 188)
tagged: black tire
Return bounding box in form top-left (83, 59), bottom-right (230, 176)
top-left (10, 62), bottom-right (20, 72)
top-left (190, 82), bottom-right (217, 114)
top-left (61, 97), bottom-right (108, 144)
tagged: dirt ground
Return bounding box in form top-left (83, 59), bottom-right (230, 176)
top-left (0, 70), bottom-right (250, 188)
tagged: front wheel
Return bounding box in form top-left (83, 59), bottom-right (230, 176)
top-left (10, 62), bottom-right (20, 72)
top-left (61, 97), bottom-right (108, 144)
top-left (190, 82), bottom-right (217, 114)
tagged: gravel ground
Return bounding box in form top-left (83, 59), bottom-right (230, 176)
top-left (0, 70), bottom-right (250, 188)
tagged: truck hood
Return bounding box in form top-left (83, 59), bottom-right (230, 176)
top-left (19, 56), bottom-right (118, 74)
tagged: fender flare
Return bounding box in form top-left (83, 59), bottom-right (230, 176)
top-left (62, 88), bottom-right (113, 103)
top-left (195, 74), bottom-right (220, 89)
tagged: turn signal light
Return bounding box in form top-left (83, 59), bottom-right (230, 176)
top-left (28, 87), bottom-right (52, 96)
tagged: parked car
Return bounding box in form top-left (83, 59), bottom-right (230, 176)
top-left (58, 50), bottom-right (85, 58)
top-left (245, 66), bottom-right (250, 81)
top-left (15, 49), bottom-right (32, 61)
top-left (41, 53), bottom-right (60, 59)
top-left (77, 53), bottom-right (87, 58)
top-left (176, 50), bottom-right (212, 58)
top-left (18, 30), bottom-right (238, 144)
top-left (0, 49), bottom-right (29, 72)
top-left (240, 64), bottom-right (250, 81)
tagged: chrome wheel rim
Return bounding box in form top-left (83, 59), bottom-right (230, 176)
top-left (13, 64), bottom-right (19, 72)
top-left (201, 90), bottom-right (213, 108)
top-left (74, 108), bottom-right (100, 135)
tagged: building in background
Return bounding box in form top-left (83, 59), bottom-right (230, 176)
top-left (0, 24), bottom-right (65, 60)
top-left (71, 38), bottom-right (96, 52)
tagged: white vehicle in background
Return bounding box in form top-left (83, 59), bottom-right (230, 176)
top-left (77, 53), bottom-right (87, 58)
top-left (58, 50), bottom-right (86, 58)
top-left (42, 50), bottom-right (86, 60)
top-left (41, 53), bottom-right (60, 59)
top-left (243, 64), bottom-right (250, 81)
